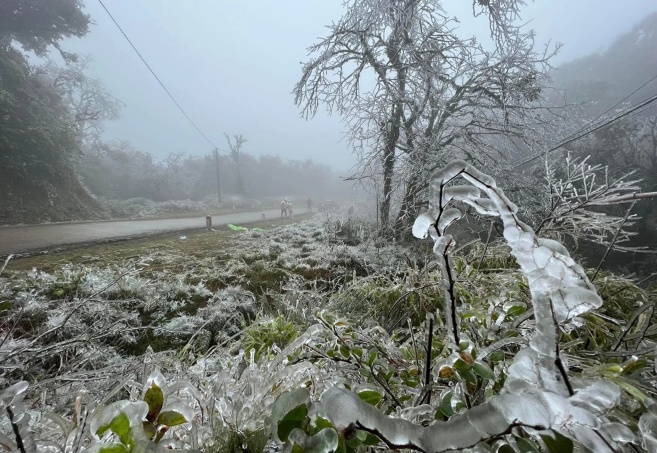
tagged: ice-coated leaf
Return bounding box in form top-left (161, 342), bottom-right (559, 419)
top-left (536, 238), bottom-right (571, 258)
top-left (97, 412), bottom-right (131, 446)
top-left (268, 388), bottom-right (311, 443)
top-left (437, 208), bottom-right (462, 234)
top-left (540, 431), bottom-right (573, 453)
top-left (412, 211), bottom-right (436, 239)
top-left (569, 381), bottom-right (619, 415)
top-left (600, 422), bottom-right (637, 443)
top-left (91, 401), bottom-right (148, 441)
top-left (472, 362), bottom-right (494, 380)
top-left (440, 185), bottom-right (481, 204)
top-left (1, 381), bottom-right (28, 406)
top-left (277, 404), bottom-right (309, 443)
top-left (91, 401), bottom-right (129, 441)
top-left (144, 383), bottom-right (164, 422)
top-left (515, 437), bottom-right (540, 452)
top-left (461, 198), bottom-right (499, 216)
top-left (269, 324), bottom-right (325, 371)
top-left (98, 444), bottom-right (130, 453)
top-left (286, 428), bottom-right (338, 453)
top-left (356, 389), bottom-right (383, 407)
top-left (160, 397), bottom-right (193, 425)
top-left (157, 410), bottom-right (187, 427)
top-left (639, 399), bottom-right (657, 451)
top-left (558, 287), bottom-right (603, 322)
top-left (144, 369), bottom-right (168, 397)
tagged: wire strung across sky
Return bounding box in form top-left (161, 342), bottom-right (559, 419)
top-left (88, 3), bottom-right (657, 168)
top-left (515, 84), bottom-right (657, 169)
top-left (96, 0), bottom-right (219, 150)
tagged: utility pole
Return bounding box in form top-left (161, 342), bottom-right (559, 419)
top-left (214, 148), bottom-right (222, 203)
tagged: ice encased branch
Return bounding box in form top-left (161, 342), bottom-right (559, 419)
top-left (317, 160), bottom-right (630, 452)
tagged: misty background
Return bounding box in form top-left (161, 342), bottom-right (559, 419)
top-left (58, 1), bottom-right (657, 169)
top-left (3, 0), bottom-right (657, 229)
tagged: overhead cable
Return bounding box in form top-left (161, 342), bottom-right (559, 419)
top-left (97, 0), bottom-right (218, 149)
top-left (515, 90), bottom-right (657, 168)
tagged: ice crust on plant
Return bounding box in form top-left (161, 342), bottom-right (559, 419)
top-left (316, 160), bottom-right (634, 452)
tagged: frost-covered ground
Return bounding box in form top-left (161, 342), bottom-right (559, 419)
top-left (1, 208), bottom-right (656, 452)
top-left (0, 212), bottom-right (420, 429)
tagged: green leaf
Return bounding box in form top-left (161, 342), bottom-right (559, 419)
top-left (312, 416), bottom-right (334, 433)
top-left (97, 412), bottom-right (132, 447)
top-left (277, 404), bottom-right (309, 443)
top-left (489, 350), bottom-right (505, 363)
top-left (497, 444), bottom-right (515, 453)
top-left (336, 435), bottom-right (347, 453)
top-left (99, 444), bottom-right (130, 453)
top-left (340, 345), bottom-right (350, 358)
top-left (143, 421), bottom-right (156, 440)
top-left (516, 437), bottom-right (540, 453)
top-left (457, 368), bottom-right (478, 385)
top-left (505, 304), bottom-right (526, 317)
top-left (362, 433), bottom-right (381, 446)
top-left (359, 368), bottom-right (371, 378)
top-left (156, 410), bottom-right (187, 427)
top-left (453, 358), bottom-right (472, 372)
top-left (367, 350), bottom-right (377, 367)
top-left (0, 301), bottom-right (12, 312)
top-left (540, 431), bottom-right (573, 453)
top-left (608, 376), bottom-right (650, 403)
top-left (439, 392), bottom-right (454, 417)
top-left (357, 389), bottom-right (383, 407)
top-left (621, 358), bottom-right (649, 375)
top-left (144, 383), bottom-right (164, 422)
top-left (472, 362), bottom-right (494, 380)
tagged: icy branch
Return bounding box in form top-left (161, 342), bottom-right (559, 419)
top-left (319, 160), bottom-right (631, 452)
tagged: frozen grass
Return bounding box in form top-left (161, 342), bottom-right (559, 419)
top-left (1, 206), bottom-right (656, 451)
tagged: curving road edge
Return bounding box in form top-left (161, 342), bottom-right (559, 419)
top-left (0, 209), bottom-right (283, 258)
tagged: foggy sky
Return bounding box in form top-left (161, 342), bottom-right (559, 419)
top-left (60, 1), bottom-right (657, 171)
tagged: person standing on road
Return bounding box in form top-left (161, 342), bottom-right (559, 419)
top-left (307, 197), bottom-right (312, 212)
top-left (280, 199), bottom-right (288, 218)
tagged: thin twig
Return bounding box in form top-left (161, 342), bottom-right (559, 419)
top-left (592, 202), bottom-right (636, 282)
top-left (418, 316), bottom-right (434, 406)
top-left (476, 221), bottom-right (494, 270)
top-left (0, 254), bottom-right (14, 276)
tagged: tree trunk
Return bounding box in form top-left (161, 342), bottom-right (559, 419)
top-left (380, 124), bottom-right (399, 228)
top-left (394, 172), bottom-right (422, 237)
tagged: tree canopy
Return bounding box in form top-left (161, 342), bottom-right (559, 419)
top-left (0, 0), bottom-right (89, 57)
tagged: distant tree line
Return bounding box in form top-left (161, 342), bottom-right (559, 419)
top-left (77, 142), bottom-right (347, 203)
top-left (0, 0), bottom-right (346, 223)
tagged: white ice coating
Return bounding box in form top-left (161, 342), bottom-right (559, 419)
top-left (437, 208), bottom-right (462, 235)
top-left (319, 161), bottom-right (629, 452)
top-left (412, 211), bottom-right (437, 239)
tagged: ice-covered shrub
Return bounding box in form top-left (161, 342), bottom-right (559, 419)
top-left (270, 160), bottom-right (653, 452)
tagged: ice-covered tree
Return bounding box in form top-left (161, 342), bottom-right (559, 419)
top-left (294, 0), bottom-right (559, 231)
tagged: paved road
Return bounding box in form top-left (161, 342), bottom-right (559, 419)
top-left (0, 209), bottom-right (282, 257)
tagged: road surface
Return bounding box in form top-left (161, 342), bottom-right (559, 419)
top-left (0, 209), bottom-right (282, 257)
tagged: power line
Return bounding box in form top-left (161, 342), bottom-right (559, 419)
top-left (595, 73), bottom-right (657, 121)
top-left (97, 0), bottom-right (218, 149)
top-left (515, 89), bottom-right (657, 168)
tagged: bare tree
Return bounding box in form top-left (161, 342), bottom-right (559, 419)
top-left (294, 0), bottom-right (559, 232)
top-left (38, 56), bottom-right (124, 151)
top-left (224, 133), bottom-right (248, 195)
